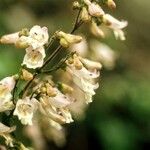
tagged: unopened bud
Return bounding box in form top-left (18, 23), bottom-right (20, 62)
top-left (67, 58), bottom-right (74, 64)
top-left (60, 38), bottom-right (69, 48)
top-left (74, 59), bottom-right (83, 70)
top-left (73, 1), bottom-right (80, 9)
top-left (45, 83), bottom-right (57, 97)
top-left (15, 37), bottom-right (29, 49)
top-left (13, 74), bottom-right (19, 80)
top-left (58, 83), bottom-right (73, 94)
top-left (41, 87), bottom-right (47, 94)
top-left (81, 7), bottom-right (91, 22)
top-left (107, 0), bottom-right (116, 9)
top-left (57, 31), bottom-right (82, 46)
top-left (91, 21), bottom-right (105, 38)
top-left (21, 69), bottom-right (33, 81)
top-left (19, 28), bottom-right (29, 37)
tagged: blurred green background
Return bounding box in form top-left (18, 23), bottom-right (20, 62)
top-left (0, 0), bottom-right (150, 150)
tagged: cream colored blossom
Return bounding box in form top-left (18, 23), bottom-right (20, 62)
top-left (0, 25), bottom-right (49, 49)
top-left (103, 14), bottom-right (128, 40)
top-left (28, 25), bottom-right (49, 49)
top-left (69, 37), bottom-right (88, 57)
top-left (90, 40), bottom-right (118, 69)
top-left (23, 46), bottom-right (46, 69)
top-left (84, 0), bottom-right (105, 17)
top-left (0, 76), bottom-right (15, 105)
top-left (39, 88), bottom-right (73, 124)
top-left (0, 32), bottom-right (19, 44)
top-left (66, 54), bottom-right (100, 103)
top-left (13, 97), bottom-right (38, 125)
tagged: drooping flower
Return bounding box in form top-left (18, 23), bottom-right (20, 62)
top-left (84, 0), bottom-right (105, 17)
top-left (69, 37), bottom-right (88, 57)
top-left (103, 14), bottom-right (128, 40)
top-left (0, 25), bottom-right (49, 49)
top-left (22, 46), bottom-right (46, 69)
top-left (90, 40), bottom-right (118, 69)
top-left (0, 76), bottom-right (16, 105)
top-left (0, 123), bottom-right (16, 147)
top-left (66, 54), bottom-right (100, 103)
top-left (13, 97), bottom-right (38, 125)
top-left (39, 86), bottom-right (73, 124)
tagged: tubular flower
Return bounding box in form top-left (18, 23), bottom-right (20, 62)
top-left (84, 0), bottom-right (105, 17)
top-left (27, 25), bottom-right (49, 49)
top-left (0, 123), bottom-right (16, 147)
top-left (13, 97), bottom-right (38, 125)
top-left (23, 46), bottom-right (46, 69)
top-left (66, 54), bottom-right (100, 103)
top-left (90, 40), bottom-right (118, 69)
top-left (0, 25), bottom-right (49, 49)
top-left (39, 87), bottom-right (73, 124)
top-left (0, 76), bottom-right (16, 105)
top-left (103, 14), bottom-right (128, 40)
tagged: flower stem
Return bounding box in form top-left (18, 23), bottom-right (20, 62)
top-left (20, 9), bottom-right (83, 98)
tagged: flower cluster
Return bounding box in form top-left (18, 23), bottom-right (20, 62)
top-left (0, 0), bottom-right (127, 149)
top-left (1, 26), bottom-right (49, 69)
top-left (77, 0), bottom-right (128, 40)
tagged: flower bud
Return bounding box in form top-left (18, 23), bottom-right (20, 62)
top-left (58, 83), bottom-right (73, 94)
top-left (80, 58), bottom-right (102, 69)
top-left (57, 31), bottom-right (82, 46)
top-left (73, 1), bottom-right (80, 9)
top-left (80, 7), bottom-right (91, 22)
top-left (21, 69), bottom-right (33, 81)
top-left (19, 28), bottom-right (29, 37)
top-left (67, 57), bottom-right (74, 64)
top-left (107, 0), bottom-right (116, 9)
top-left (91, 21), bottom-right (105, 38)
top-left (60, 38), bottom-right (69, 48)
top-left (74, 59), bottom-right (83, 70)
top-left (45, 83), bottom-right (57, 97)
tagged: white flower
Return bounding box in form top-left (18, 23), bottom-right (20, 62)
top-left (23, 46), bottom-right (46, 69)
top-left (66, 54), bottom-right (100, 103)
top-left (69, 37), bottom-right (88, 57)
top-left (0, 76), bottom-right (15, 105)
top-left (13, 97), bottom-right (38, 125)
top-left (0, 25), bottom-right (49, 49)
top-left (88, 2), bottom-right (105, 17)
top-left (103, 14), bottom-right (128, 40)
top-left (90, 40), bottom-right (118, 69)
top-left (0, 32), bottom-right (19, 44)
top-left (39, 88), bottom-right (73, 124)
top-left (28, 25), bottom-right (49, 49)
top-left (48, 88), bottom-right (72, 108)
top-left (84, 0), bottom-right (104, 17)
